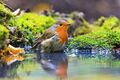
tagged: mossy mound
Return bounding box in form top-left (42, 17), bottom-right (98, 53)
top-left (69, 16), bottom-right (120, 49)
top-left (8, 13), bottom-right (56, 46)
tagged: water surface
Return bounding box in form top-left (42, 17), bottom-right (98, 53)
top-left (0, 53), bottom-right (120, 80)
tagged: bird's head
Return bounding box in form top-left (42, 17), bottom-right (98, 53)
top-left (56, 20), bottom-right (70, 31)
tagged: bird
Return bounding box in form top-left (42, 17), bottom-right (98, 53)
top-left (32, 20), bottom-right (69, 53)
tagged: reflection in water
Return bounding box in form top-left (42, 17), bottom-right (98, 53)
top-left (0, 62), bottom-right (20, 79)
top-left (1, 52), bottom-right (120, 80)
top-left (37, 52), bottom-right (68, 80)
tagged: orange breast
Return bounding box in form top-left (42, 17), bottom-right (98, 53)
top-left (55, 26), bottom-right (68, 45)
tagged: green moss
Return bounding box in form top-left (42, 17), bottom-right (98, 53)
top-left (0, 24), bottom-right (9, 48)
top-left (0, 3), bottom-right (13, 24)
top-left (93, 16), bottom-right (106, 26)
top-left (17, 13), bottom-right (55, 33)
top-left (68, 34), bottom-right (111, 49)
top-left (8, 13), bottom-right (56, 45)
top-left (74, 17), bottom-right (100, 36)
top-left (69, 16), bottom-right (120, 49)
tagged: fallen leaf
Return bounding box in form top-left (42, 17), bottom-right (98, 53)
top-left (8, 44), bottom-right (25, 56)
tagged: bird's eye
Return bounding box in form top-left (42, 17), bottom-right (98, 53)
top-left (59, 24), bottom-right (63, 26)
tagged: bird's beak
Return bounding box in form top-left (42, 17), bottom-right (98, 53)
top-left (66, 23), bottom-right (71, 30)
top-left (67, 23), bottom-right (71, 26)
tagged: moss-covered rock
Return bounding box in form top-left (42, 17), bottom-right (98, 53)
top-left (69, 16), bottom-right (120, 49)
top-left (8, 13), bottom-right (56, 46)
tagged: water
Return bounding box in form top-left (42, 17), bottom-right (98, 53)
top-left (0, 52), bottom-right (120, 80)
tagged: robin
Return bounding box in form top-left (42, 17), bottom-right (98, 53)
top-left (32, 20), bottom-right (69, 53)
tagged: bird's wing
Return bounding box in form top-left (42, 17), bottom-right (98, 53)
top-left (36, 24), bottom-right (58, 41)
top-left (32, 25), bottom-right (58, 49)
top-left (42, 30), bottom-right (56, 39)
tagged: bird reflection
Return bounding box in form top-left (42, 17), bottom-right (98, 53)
top-left (37, 52), bottom-right (68, 80)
